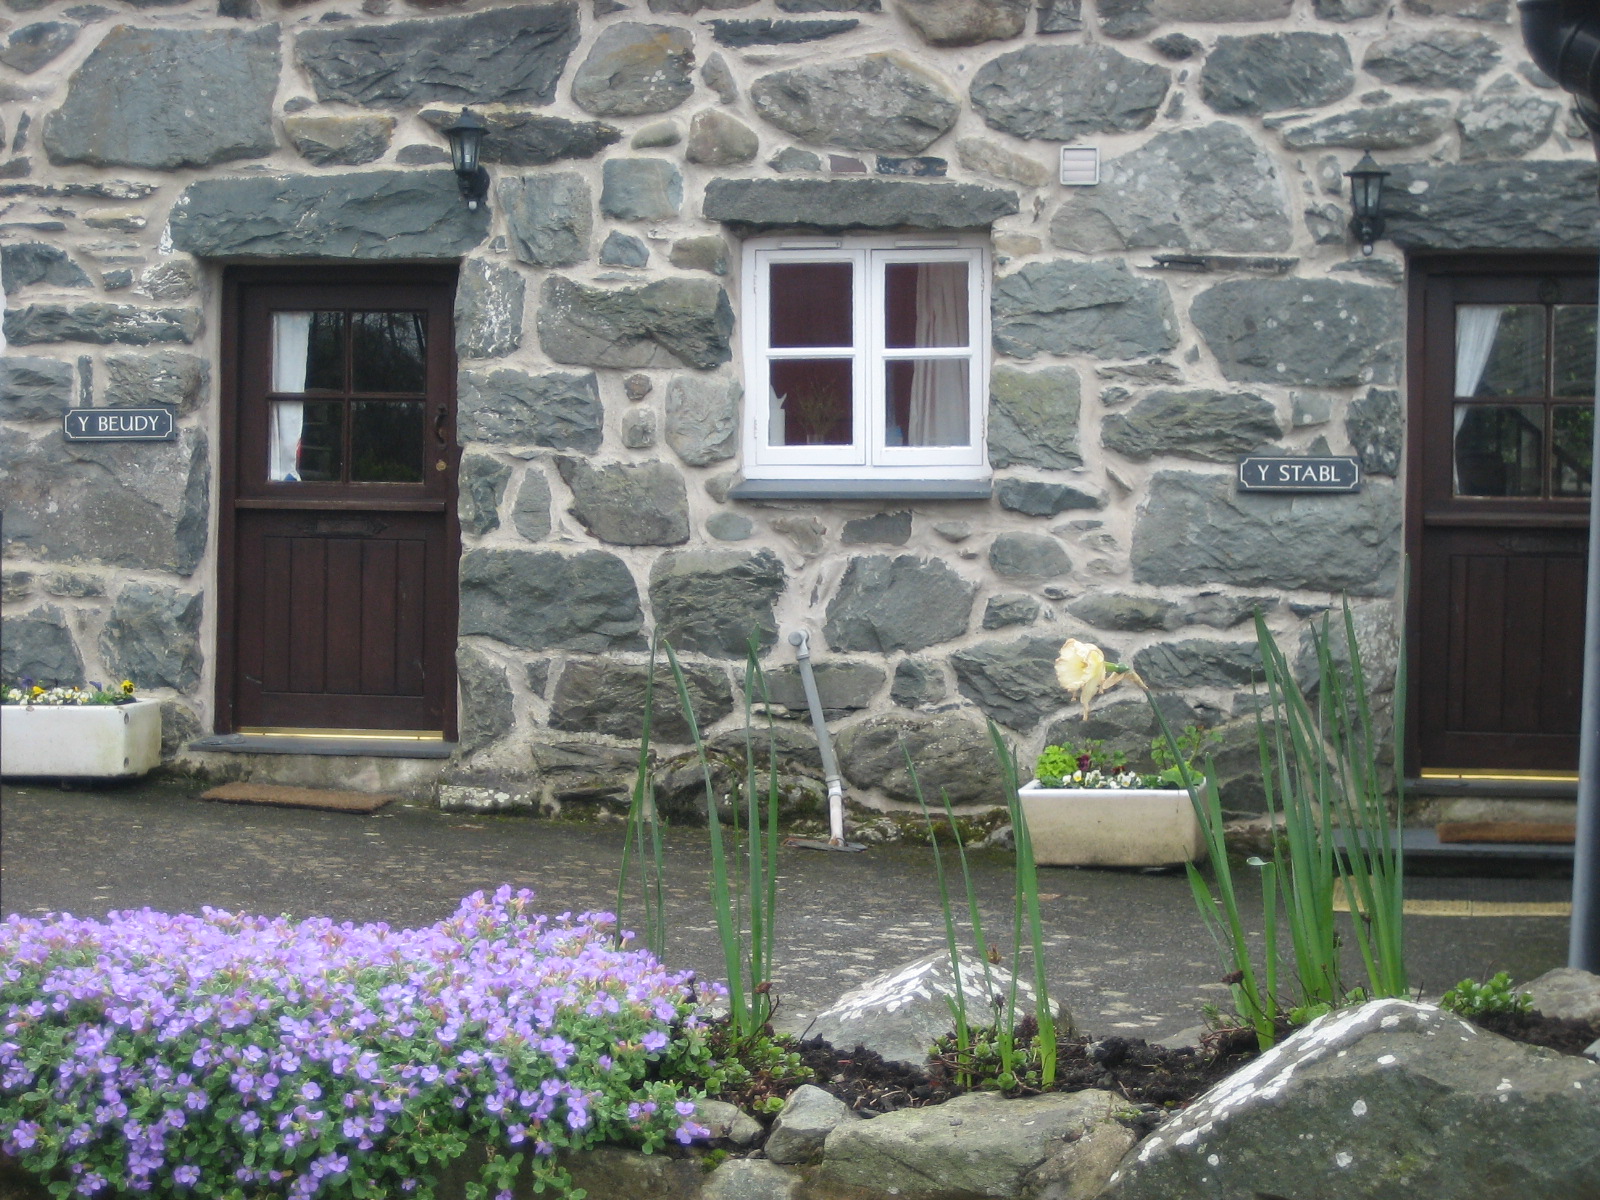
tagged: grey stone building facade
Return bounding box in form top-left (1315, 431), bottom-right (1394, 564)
top-left (1, 0), bottom-right (1594, 810)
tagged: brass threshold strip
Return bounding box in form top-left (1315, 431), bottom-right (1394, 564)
top-left (237, 727), bottom-right (445, 742)
top-left (1332, 879), bottom-right (1570, 919)
top-left (1420, 768), bottom-right (1580, 784)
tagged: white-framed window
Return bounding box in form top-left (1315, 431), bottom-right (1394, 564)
top-left (739, 233), bottom-right (990, 483)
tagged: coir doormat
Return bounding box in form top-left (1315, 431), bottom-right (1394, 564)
top-left (200, 783), bottom-right (394, 814)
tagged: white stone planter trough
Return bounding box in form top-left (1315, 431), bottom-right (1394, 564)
top-left (1, 699), bottom-right (162, 780)
top-left (1018, 782), bottom-right (1206, 868)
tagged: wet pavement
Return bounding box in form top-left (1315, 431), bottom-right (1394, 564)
top-left (0, 777), bottom-right (1575, 1042)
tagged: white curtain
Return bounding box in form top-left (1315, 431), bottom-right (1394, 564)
top-left (270, 313), bottom-right (311, 482)
top-left (907, 264), bottom-right (968, 447)
top-left (1453, 305), bottom-right (1506, 493)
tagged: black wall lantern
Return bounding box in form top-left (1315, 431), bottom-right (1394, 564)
top-left (1345, 151), bottom-right (1389, 256)
top-left (444, 108), bottom-right (490, 212)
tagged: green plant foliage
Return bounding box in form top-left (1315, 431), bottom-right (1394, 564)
top-left (1439, 972), bottom-right (1532, 1019)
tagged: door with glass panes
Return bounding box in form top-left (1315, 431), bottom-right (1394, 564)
top-left (1411, 258), bottom-right (1594, 772)
top-left (221, 270), bottom-right (458, 736)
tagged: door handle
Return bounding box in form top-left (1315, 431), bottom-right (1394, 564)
top-left (434, 403), bottom-right (449, 446)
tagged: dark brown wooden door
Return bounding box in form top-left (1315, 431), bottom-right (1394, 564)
top-left (221, 270), bottom-right (458, 736)
top-left (1411, 258), bottom-right (1594, 772)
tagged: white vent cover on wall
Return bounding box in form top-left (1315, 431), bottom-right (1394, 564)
top-left (1059, 146), bottom-right (1100, 186)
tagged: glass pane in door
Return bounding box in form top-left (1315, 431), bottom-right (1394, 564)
top-left (1453, 404), bottom-right (1544, 497)
top-left (1553, 405), bottom-right (1594, 497)
top-left (1552, 305), bottom-right (1597, 397)
top-left (270, 400), bottom-right (343, 482)
top-left (272, 311), bottom-right (344, 393)
top-left (1455, 305), bottom-right (1544, 398)
top-left (351, 312), bottom-right (427, 393)
top-left (351, 401), bottom-right (426, 482)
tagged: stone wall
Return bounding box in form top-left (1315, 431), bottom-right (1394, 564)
top-left (1, 0), bottom-right (1593, 803)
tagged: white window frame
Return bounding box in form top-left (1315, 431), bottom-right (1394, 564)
top-left (740, 233), bottom-right (991, 482)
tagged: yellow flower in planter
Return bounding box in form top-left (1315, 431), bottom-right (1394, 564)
top-left (1054, 638), bottom-right (1146, 719)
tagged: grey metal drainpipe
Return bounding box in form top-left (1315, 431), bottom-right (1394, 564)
top-left (1520, 0), bottom-right (1600, 971)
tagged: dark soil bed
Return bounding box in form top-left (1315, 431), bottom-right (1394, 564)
top-left (718, 1009), bottom-right (1600, 1130)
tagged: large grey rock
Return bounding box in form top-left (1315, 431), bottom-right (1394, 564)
top-left (455, 644), bottom-right (514, 756)
top-left (538, 276), bottom-right (733, 370)
top-left (1037, 0), bottom-right (1084, 32)
top-left (1097, 0), bottom-right (1157, 36)
top-left (500, 173), bottom-right (590, 267)
top-left (1, 607), bottom-right (83, 687)
top-left (556, 457), bottom-right (690, 547)
top-left (458, 369), bottom-right (602, 451)
top-left (1, 20), bottom-right (78, 74)
top-left (1200, 33), bottom-right (1353, 116)
top-left (822, 1089), bottom-right (1115, 1199)
top-left (694, 1101), bottom-right (763, 1148)
top-left (455, 260), bottom-right (524, 360)
top-left (103, 351), bottom-right (207, 416)
top-left (1133, 638), bottom-right (1262, 690)
top-left (99, 584), bottom-right (203, 692)
top-left (1363, 31), bottom-right (1500, 89)
top-left (894, 0), bottom-right (1028, 46)
top-left (458, 454), bottom-right (510, 536)
top-left (1457, 78), bottom-right (1560, 160)
top-left (1313, 0), bottom-right (1383, 16)
top-left (2, 243), bottom-right (91, 293)
top-left (1346, 387), bottom-right (1401, 476)
top-left (686, 109), bottom-right (759, 166)
top-left (168, 172), bottom-right (488, 259)
top-left (601, 158), bottom-right (683, 221)
top-left (765, 1085), bottom-right (852, 1165)
top-left (761, 660), bottom-right (886, 716)
top-left (702, 178), bottom-right (1017, 231)
top-left (0, 428), bottom-right (208, 576)
top-left (5, 304), bottom-right (199, 347)
top-left (983, 593), bottom-right (1041, 630)
top-left (842, 511), bottom-right (913, 545)
top-left (710, 17), bottom-right (860, 45)
top-left (824, 555), bottom-right (975, 653)
top-left (1280, 100), bottom-right (1454, 151)
top-left (283, 115), bottom-right (394, 167)
top-left (563, 1148), bottom-right (705, 1199)
top-left (1102, 389), bottom-right (1281, 462)
top-left (971, 45), bottom-right (1168, 140)
top-left (989, 531), bottom-right (1071, 580)
top-left (750, 54), bottom-right (960, 154)
top-left (601, 232), bottom-right (651, 268)
top-left (1157, 0), bottom-right (1292, 17)
top-left (1132, 471), bottom-right (1401, 595)
top-left (571, 23), bottom-right (695, 116)
top-left (993, 260), bottom-right (1177, 361)
top-left (0, 357), bottom-right (74, 421)
top-left (648, 549), bottom-right (787, 658)
top-left (459, 549), bottom-right (644, 652)
top-left (418, 108), bottom-right (621, 165)
top-left (1068, 593), bottom-right (1176, 634)
top-left (296, 6), bottom-right (578, 108)
top-left (45, 26), bottom-right (277, 169)
top-left (950, 634), bottom-right (1066, 730)
top-left (1522, 968), bottom-right (1600, 1022)
top-left (1100, 999), bottom-right (1600, 1200)
top-left (892, 659), bottom-right (947, 708)
top-left (701, 1158), bottom-right (801, 1200)
top-left (1383, 161), bottom-right (1600, 250)
top-left (670, 237), bottom-right (729, 276)
top-left (836, 712), bottom-right (996, 804)
top-left (1192, 279), bottom-right (1400, 387)
top-left (664, 374), bottom-right (740, 466)
top-left (1050, 124), bottom-right (1291, 254)
top-left (549, 658), bottom-right (733, 740)
top-left (954, 138), bottom-right (1052, 188)
top-left (987, 365), bottom-right (1081, 470)
top-left (995, 480), bottom-right (1105, 517)
top-left (1291, 600), bottom-right (1400, 698)
top-left (1403, 0), bottom-right (1509, 17)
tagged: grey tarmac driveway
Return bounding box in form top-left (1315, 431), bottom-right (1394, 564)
top-left (0, 778), bottom-right (1572, 1042)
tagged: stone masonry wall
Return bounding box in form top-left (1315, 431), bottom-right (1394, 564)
top-left (1, 0), bottom-right (1595, 804)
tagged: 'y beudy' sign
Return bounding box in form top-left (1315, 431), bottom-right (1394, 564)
top-left (62, 407), bottom-right (177, 442)
top-left (1237, 456), bottom-right (1362, 494)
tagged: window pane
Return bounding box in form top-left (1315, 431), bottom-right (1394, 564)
top-left (1553, 405), bottom-right (1594, 497)
top-left (1553, 305), bottom-right (1596, 398)
top-left (769, 359), bottom-right (852, 446)
top-left (770, 263), bottom-right (852, 348)
top-left (351, 311), bottom-right (427, 393)
top-left (1453, 404), bottom-right (1544, 497)
top-left (884, 262), bottom-right (969, 349)
top-left (885, 359), bottom-right (969, 447)
top-left (272, 311), bottom-right (343, 393)
top-left (351, 401), bottom-right (426, 483)
top-left (271, 400), bottom-right (342, 482)
top-left (1455, 304), bottom-right (1544, 398)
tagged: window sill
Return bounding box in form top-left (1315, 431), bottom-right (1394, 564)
top-left (727, 478), bottom-right (993, 501)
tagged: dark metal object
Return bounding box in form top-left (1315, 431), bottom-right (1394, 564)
top-left (443, 108), bottom-right (490, 212)
top-left (1345, 151), bottom-right (1389, 257)
top-left (1519, 0), bottom-right (1600, 971)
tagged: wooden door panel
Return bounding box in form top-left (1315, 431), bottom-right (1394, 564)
top-left (1419, 528), bottom-right (1584, 768)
